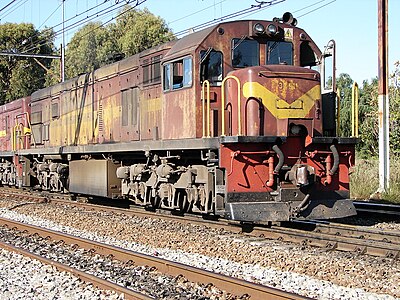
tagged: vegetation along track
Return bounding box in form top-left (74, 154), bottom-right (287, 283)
top-left (0, 187), bottom-right (399, 260)
top-left (0, 216), bottom-right (305, 300)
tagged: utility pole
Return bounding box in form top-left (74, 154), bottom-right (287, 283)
top-left (61, 0), bottom-right (65, 82)
top-left (378, 0), bottom-right (390, 192)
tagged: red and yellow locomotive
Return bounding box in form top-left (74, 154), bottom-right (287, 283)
top-left (0, 12), bottom-right (357, 222)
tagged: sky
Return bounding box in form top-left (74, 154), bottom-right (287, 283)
top-left (0, 0), bottom-right (398, 85)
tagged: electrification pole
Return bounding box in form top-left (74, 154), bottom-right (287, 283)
top-left (61, 0), bottom-right (65, 82)
top-left (378, 0), bottom-right (390, 192)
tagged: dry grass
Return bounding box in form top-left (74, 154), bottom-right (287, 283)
top-left (350, 156), bottom-right (400, 203)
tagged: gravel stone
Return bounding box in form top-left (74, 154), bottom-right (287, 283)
top-left (0, 199), bottom-right (399, 299)
top-left (0, 248), bottom-right (123, 300)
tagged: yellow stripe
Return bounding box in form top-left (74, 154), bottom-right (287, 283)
top-left (243, 82), bottom-right (320, 119)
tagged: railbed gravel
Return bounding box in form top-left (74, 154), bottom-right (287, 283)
top-left (0, 247), bottom-right (122, 300)
top-left (0, 199), bottom-right (399, 300)
top-left (0, 226), bottom-right (234, 300)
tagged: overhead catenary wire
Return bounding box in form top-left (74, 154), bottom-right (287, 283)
top-left (0, 0), bottom-right (18, 14)
top-left (38, 2), bottom-right (63, 30)
top-left (174, 0), bottom-right (286, 37)
top-left (296, 0), bottom-right (336, 18)
top-left (19, 0), bottom-right (134, 54)
top-left (168, 0), bottom-right (228, 25)
top-left (11, 0), bottom-right (122, 53)
top-left (0, 0), bottom-right (28, 21)
top-left (3, 0), bottom-right (337, 87)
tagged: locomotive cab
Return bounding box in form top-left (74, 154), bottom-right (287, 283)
top-left (214, 13), bottom-right (357, 221)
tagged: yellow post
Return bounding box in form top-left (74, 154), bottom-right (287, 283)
top-left (336, 88), bottom-right (341, 136)
top-left (221, 75), bottom-right (241, 136)
top-left (351, 82), bottom-right (359, 137)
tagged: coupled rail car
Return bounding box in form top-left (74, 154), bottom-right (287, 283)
top-left (0, 12), bottom-right (357, 222)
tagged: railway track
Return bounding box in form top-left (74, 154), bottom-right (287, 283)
top-left (0, 240), bottom-right (150, 300)
top-left (354, 201), bottom-right (400, 217)
top-left (0, 187), bottom-right (399, 260)
top-left (0, 216), bottom-right (305, 300)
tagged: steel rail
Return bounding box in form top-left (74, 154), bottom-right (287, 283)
top-left (259, 225), bottom-right (400, 259)
top-left (0, 217), bottom-right (306, 300)
top-left (1, 188), bottom-right (399, 259)
top-left (354, 201), bottom-right (400, 217)
top-left (287, 220), bottom-right (400, 245)
top-left (0, 240), bottom-right (152, 300)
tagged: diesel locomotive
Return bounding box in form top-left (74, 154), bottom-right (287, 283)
top-left (0, 12), bottom-right (357, 222)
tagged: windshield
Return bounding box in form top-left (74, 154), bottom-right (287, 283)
top-left (266, 41), bottom-right (293, 65)
top-left (232, 38), bottom-right (259, 68)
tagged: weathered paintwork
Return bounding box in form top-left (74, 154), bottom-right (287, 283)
top-left (0, 97), bottom-right (31, 152)
top-left (0, 16), bottom-right (357, 221)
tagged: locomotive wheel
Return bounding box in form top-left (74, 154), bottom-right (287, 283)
top-left (145, 186), bottom-right (160, 209)
top-left (176, 190), bottom-right (191, 213)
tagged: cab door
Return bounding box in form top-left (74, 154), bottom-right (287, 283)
top-left (320, 40), bottom-right (337, 137)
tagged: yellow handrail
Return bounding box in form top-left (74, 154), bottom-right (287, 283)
top-left (336, 88), bottom-right (341, 136)
top-left (351, 82), bottom-right (359, 137)
top-left (12, 124), bottom-right (16, 151)
top-left (12, 112), bottom-right (35, 151)
top-left (221, 75), bottom-right (241, 136)
top-left (201, 80), bottom-right (210, 137)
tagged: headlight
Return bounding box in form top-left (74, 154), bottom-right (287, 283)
top-left (253, 23), bottom-right (265, 34)
top-left (267, 24), bottom-right (278, 35)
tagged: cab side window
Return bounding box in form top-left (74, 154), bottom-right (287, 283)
top-left (300, 42), bottom-right (318, 68)
top-left (200, 50), bottom-right (223, 86)
top-left (163, 57), bottom-right (192, 91)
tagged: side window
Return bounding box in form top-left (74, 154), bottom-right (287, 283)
top-left (143, 55), bottom-right (162, 84)
top-left (163, 64), bottom-right (171, 91)
top-left (200, 50), bottom-right (223, 86)
top-left (300, 42), bottom-right (318, 68)
top-left (152, 55), bottom-right (161, 83)
top-left (163, 57), bottom-right (193, 91)
top-left (266, 41), bottom-right (293, 65)
top-left (172, 60), bottom-right (184, 89)
top-left (31, 111), bottom-right (42, 124)
top-left (121, 88), bottom-right (139, 127)
top-left (51, 102), bottom-right (59, 119)
top-left (232, 38), bottom-right (259, 68)
top-left (143, 59), bottom-right (150, 84)
top-left (182, 57), bottom-right (192, 87)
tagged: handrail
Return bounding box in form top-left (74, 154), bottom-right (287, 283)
top-left (221, 75), bottom-right (241, 136)
top-left (12, 112), bottom-right (35, 151)
top-left (351, 82), bottom-right (359, 137)
top-left (336, 88), bottom-right (341, 136)
top-left (201, 80), bottom-right (210, 137)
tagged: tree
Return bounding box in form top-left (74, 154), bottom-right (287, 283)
top-left (336, 73), bottom-right (354, 138)
top-left (115, 6), bottom-right (175, 56)
top-left (389, 61), bottom-right (400, 156)
top-left (64, 22), bottom-right (117, 79)
top-left (358, 78), bottom-right (379, 156)
top-left (0, 23), bottom-right (55, 103)
top-left (64, 6), bottom-right (175, 79)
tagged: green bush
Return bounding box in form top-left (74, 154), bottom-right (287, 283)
top-left (351, 156), bottom-right (400, 203)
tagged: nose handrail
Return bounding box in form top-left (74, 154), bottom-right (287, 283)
top-left (221, 75), bottom-right (241, 136)
top-left (201, 80), bottom-right (210, 138)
